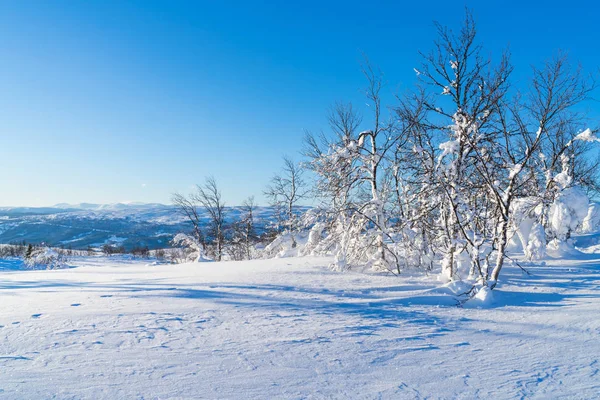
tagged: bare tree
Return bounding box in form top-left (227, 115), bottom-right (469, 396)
top-left (172, 191), bottom-right (206, 251)
top-left (264, 157), bottom-right (309, 248)
top-left (172, 177), bottom-right (227, 262)
top-left (230, 196), bottom-right (259, 260)
top-left (194, 176), bottom-right (227, 261)
top-left (241, 196), bottom-right (258, 259)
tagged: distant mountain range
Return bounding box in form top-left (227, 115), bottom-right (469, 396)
top-left (0, 203), bottom-right (290, 250)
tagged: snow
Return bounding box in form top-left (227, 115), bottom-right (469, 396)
top-left (1, 249), bottom-right (599, 398)
top-left (575, 128), bottom-right (600, 143)
top-left (526, 223), bottom-right (546, 260)
top-left (106, 235), bottom-right (127, 244)
top-left (548, 186), bottom-right (589, 240)
top-left (582, 202), bottom-right (600, 233)
top-left (23, 247), bottom-right (68, 270)
top-left (546, 238), bottom-right (583, 258)
top-left (438, 139), bottom-right (459, 159)
top-left (464, 285), bottom-right (494, 308)
top-left (508, 163), bottom-right (522, 180)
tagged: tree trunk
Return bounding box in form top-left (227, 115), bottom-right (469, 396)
top-left (490, 217), bottom-right (508, 286)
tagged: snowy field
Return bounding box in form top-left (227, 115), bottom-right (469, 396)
top-left (1, 245), bottom-right (599, 399)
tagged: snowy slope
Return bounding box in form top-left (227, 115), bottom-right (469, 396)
top-left (0, 248), bottom-right (599, 398)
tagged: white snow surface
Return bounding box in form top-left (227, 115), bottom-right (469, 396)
top-left (1, 250), bottom-right (600, 399)
top-left (575, 128), bottom-right (600, 143)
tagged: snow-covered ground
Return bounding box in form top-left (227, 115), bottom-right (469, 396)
top-left (1, 247), bottom-right (599, 399)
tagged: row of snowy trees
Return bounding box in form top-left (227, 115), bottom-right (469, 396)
top-left (173, 12), bottom-right (599, 290)
top-left (171, 160), bottom-right (311, 262)
top-left (299, 12), bottom-right (599, 288)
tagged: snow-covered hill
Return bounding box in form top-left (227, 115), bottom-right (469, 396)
top-left (0, 246), bottom-right (599, 398)
top-left (0, 203), bottom-right (289, 250)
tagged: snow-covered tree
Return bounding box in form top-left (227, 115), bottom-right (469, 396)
top-left (303, 67), bottom-right (403, 273)
top-left (299, 10), bottom-right (599, 289)
top-left (484, 56), bottom-right (596, 285)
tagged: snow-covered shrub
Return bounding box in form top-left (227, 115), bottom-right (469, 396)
top-left (320, 211), bottom-right (400, 273)
top-left (300, 222), bottom-right (326, 256)
top-left (507, 198), bottom-right (547, 260)
top-left (389, 228), bottom-right (436, 273)
top-left (262, 231), bottom-right (311, 259)
top-left (581, 203), bottom-right (600, 233)
top-left (171, 233), bottom-right (212, 263)
top-left (548, 186), bottom-right (589, 241)
top-left (0, 244), bottom-right (29, 258)
top-left (24, 247), bottom-right (69, 270)
top-left (525, 223), bottom-right (546, 261)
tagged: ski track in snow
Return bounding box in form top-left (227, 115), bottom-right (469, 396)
top-left (0, 253), bottom-right (599, 399)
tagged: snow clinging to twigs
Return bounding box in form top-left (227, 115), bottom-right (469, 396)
top-left (574, 128), bottom-right (599, 143)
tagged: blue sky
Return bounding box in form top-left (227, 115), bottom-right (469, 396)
top-left (0, 1), bottom-right (598, 207)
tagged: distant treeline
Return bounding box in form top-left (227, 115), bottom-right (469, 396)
top-left (0, 241), bottom-right (156, 259)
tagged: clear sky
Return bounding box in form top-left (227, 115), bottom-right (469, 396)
top-left (0, 1), bottom-right (598, 207)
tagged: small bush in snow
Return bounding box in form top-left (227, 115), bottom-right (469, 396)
top-left (24, 247), bottom-right (69, 270)
top-left (171, 233), bottom-right (212, 263)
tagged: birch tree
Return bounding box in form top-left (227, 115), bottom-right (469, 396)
top-left (264, 157), bottom-right (309, 248)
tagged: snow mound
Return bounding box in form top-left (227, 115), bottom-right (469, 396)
top-left (464, 286), bottom-right (494, 308)
top-left (433, 279), bottom-right (473, 296)
top-left (546, 238), bottom-right (583, 258)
